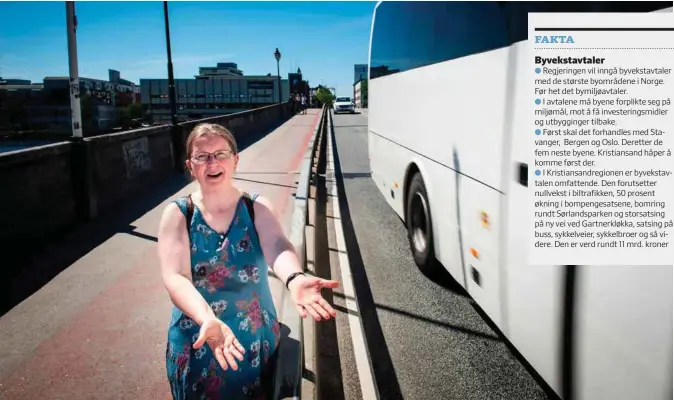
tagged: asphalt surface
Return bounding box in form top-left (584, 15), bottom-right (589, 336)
top-left (331, 111), bottom-right (554, 400)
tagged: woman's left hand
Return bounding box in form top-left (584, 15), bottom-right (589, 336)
top-left (289, 275), bottom-right (340, 321)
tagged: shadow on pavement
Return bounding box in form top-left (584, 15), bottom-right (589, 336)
top-left (233, 176), bottom-right (297, 190)
top-left (330, 291), bottom-right (500, 342)
top-left (0, 120), bottom-right (287, 317)
top-left (331, 117), bottom-right (404, 400)
top-left (1, 172), bottom-right (190, 317)
top-left (469, 302), bottom-right (560, 400)
top-left (341, 172), bottom-right (372, 179)
top-left (272, 323), bottom-right (303, 399)
top-left (314, 128), bottom-right (345, 400)
top-left (330, 124), bottom-right (367, 128)
top-left (419, 260), bottom-right (471, 297)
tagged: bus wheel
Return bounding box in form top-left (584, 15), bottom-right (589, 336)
top-left (406, 173), bottom-right (436, 274)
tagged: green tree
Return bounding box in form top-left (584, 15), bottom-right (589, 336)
top-left (315, 86), bottom-right (335, 106)
top-left (115, 102), bottom-right (147, 129)
top-left (126, 102), bottom-right (145, 119)
top-left (361, 79), bottom-right (368, 107)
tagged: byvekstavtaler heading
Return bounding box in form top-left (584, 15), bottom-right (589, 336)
top-left (535, 56), bottom-right (605, 66)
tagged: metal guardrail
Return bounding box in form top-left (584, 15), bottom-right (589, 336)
top-left (272, 105), bottom-right (327, 400)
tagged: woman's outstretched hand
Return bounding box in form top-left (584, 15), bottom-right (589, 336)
top-left (193, 318), bottom-right (246, 371)
top-left (289, 275), bottom-right (340, 321)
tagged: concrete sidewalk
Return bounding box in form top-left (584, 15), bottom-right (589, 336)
top-left (0, 109), bottom-right (322, 400)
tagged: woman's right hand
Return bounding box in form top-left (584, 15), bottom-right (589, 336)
top-left (193, 317), bottom-right (246, 371)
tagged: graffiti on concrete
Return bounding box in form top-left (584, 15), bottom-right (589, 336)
top-left (122, 137), bottom-right (152, 178)
top-left (69, 78), bottom-right (80, 99)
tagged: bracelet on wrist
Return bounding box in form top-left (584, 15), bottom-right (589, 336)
top-left (285, 272), bottom-right (306, 289)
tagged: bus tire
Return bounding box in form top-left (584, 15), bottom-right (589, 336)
top-left (406, 173), bottom-right (437, 274)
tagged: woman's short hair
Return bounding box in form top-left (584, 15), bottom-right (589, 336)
top-left (185, 123), bottom-right (237, 158)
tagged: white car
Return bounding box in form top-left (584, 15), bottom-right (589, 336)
top-left (333, 97), bottom-right (355, 114)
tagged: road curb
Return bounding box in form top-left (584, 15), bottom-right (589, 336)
top-left (325, 110), bottom-right (380, 400)
top-left (273, 106), bottom-right (327, 400)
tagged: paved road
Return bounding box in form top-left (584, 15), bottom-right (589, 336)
top-left (331, 112), bottom-right (554, 400)
top-left (0, 109), bottom-right (321, 400)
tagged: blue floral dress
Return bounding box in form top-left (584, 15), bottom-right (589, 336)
top-left (166, 194), bottom-right (281, 400)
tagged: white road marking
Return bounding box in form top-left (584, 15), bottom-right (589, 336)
top-left (326, 113), bottom-right (379, 400)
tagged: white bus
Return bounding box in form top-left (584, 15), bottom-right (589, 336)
top-left (367, 2), bottom-right (672, 399)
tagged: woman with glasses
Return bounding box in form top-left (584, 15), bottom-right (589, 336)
top-left (157, 123), bottom-right (339, 399)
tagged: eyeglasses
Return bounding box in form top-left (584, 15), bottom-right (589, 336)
top-left (191, 150), bottom-right (234, 164)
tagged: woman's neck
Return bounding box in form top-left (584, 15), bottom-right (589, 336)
top-left (198, 184), bottom-right (240, 213)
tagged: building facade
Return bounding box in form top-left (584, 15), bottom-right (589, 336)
top-left (354, 64), bottom-right (368, 84)
top-left (0, 70), bottom-right (140, 134)
top-left (288, 68), bottom-right (310, 99)
top-left (0, 78), bottom-right (44, 132)
top-left (140, 62), bottom-right (293, 123)
top-left (354, 79), bottom-right (368, 108)
top-left (198, 62), bottom-right (244, 77)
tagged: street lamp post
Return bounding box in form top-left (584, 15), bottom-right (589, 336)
top-left (163, 1), bottom-right (177, 126)
top-left (65, 1), bottom-right (82, 139)
top-left (65, 0), bottom-right (91, 221)
top-left (274, 48), bottom-right (282, 104)
top-left (163, 1), bottom-right (183, 172)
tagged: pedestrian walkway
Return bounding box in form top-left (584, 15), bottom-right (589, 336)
top-left (0, 109), bottom-right (322, 400)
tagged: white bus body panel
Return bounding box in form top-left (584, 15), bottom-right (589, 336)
top-left (501, 40), bottom-right (564, 395)
top-left (369, 70), bottom-right (466, 289)
top-left (575, 265), bottom-right (672, 400)
top-left (369, 47), bottom-right (510, 328)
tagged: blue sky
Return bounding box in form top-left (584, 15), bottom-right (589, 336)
top-left (0, 1), bottom-right (375, 96)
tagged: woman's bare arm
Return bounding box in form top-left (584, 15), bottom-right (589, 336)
top-left (157, 203), bottom-right (216, 325)
top-left (252, 196), bottom-right (304, 286)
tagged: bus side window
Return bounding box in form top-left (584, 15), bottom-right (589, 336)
top-left (433, 1), bottom-right (509, 61)
top-left (369, 1), bottom-right (511, 80)
top-left (369, 2), bottom-right (439, 79)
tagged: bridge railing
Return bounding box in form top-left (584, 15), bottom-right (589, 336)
top-left (272, 105), bottom-right (327, 399)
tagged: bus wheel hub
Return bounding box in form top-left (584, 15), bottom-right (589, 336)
top-left (411, 193), bottom-right (428, 253)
